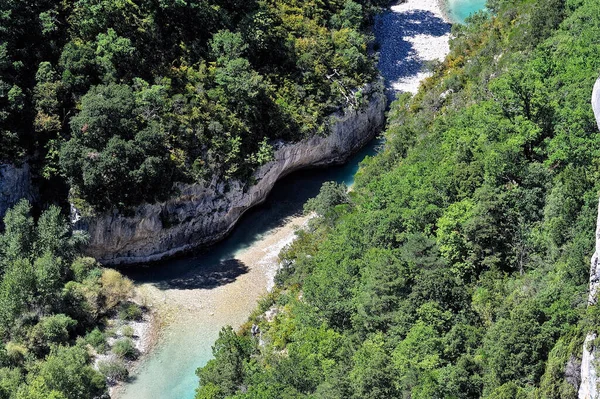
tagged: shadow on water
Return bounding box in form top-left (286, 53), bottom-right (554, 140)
top-left (121, 137), bottom-right (383, 288)
top-left (153, 258), bottom-right (249, 290)
top-left (374, 9), bottom-right (450, 102)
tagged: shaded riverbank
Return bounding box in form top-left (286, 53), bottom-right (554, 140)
top-left (115, 213), bottom-right (312, 398)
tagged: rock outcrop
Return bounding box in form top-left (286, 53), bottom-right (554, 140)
top-left (0, 163), bottom-right (36, 223)
top-left (74, 87), bottom-right (386, 265)
top-left (580, 200), bottom-right (600, 399)
top-left (579, 78), bottom-right (600, 399)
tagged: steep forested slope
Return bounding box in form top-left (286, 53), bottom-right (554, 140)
top-left (0, 200), bottom-right (139, 398)
top-left (1, 0), bottom-right (385, 210)
top-left (195, 0), bottom-right (600, 398)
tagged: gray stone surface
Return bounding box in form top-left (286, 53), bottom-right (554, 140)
top-left (74, 86), bottom-right (386, 265)
top-left (0, 163), bottom-right (36, 223)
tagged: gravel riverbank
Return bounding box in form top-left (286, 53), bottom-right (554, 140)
top-left (113, 214), bottom-right (312, 398)
top-left (375, 0), bottom-right (452, 97)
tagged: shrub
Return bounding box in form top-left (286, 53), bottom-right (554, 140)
top-left (112, 338), bottom-right (138, 360)
top-left (27, 314), bottom-right (77, 356)
top-left (121, 326), bottom-right (134, 338)
top-left (303, 181), bottom-right (349, 217)
top-left (98, 359), bottom-right (129, 384)
top-left (118, 303), bottom-right (142, 321)
top-left (100, 269), bottom-right (133, 311)
top-left (5, 342), bottom-right (27, 364)
top-left (85, 328), bottom-right (108, 353)
top-left (70, 257), bottom-right (100, 282)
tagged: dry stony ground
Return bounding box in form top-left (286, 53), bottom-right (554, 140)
top-left (374, 0), bottom-right (452, 95)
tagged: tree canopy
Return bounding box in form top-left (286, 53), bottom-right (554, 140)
top-left (0, 200), bottom-right (139, 397)
top-left (0, 0), bottom-right (386, 210)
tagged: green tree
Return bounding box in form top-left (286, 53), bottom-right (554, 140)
top-left (31, 345), bottom-right (105, 399)
top-left (304, 181), bottom-right (349, 218)
top-left (27, 315), bottom-right (77, 356)
top-left (196, 326), bottom-right (251, 398)
top-left (94, 28), bottom-right (135, 83)
top-left (350, 333), bottom-right (397, 399)
top-left (0, 200), bottom-right (35, 267)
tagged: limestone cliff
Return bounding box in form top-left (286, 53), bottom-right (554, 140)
top-left (579, 78), bottom-right (600, 399)
top-left (74, 87), bottom-right (386, 265)
top-left (0, 163), bottom-right (36, 223)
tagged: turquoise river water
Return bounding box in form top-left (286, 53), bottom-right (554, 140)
top-left (447, 0), bottom-right (487, 23)
top-left (116, 1), bottom-right (485, 398)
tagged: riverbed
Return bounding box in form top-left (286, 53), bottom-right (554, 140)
top-left (115, 0), bottom-right (482, 397)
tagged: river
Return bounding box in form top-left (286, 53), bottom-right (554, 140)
top-left (116, 139), bottom-right (380, 399)
top-left (447, 0), bottom-right (487, 23)
top-left (116, 1), bottom-right (483, 398)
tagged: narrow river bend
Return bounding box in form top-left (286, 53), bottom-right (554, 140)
top-left (116, 1), bottom-right (483, 398)
top-left (117, 141), bottom-right (380, 399)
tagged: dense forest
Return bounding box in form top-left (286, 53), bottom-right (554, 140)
top-left (1, 0), bottom-right (385, 211)
top-left (0, 200), bottom-right (141, 398)
top-left (195, 0), bottom-right (600, 398)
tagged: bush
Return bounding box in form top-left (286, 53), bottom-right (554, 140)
top-left (62, 279), bottom-right (103, 321)
top-left (27, 314), bottom-right (77, 356)
top-left (85, 328), bottom-right (108, 353)
top-left (5, 342), bottom-right (27, 365)
top-left (0, 367), bottom-right (21, 398)
top-left (35, 345), bottom-right (106, 399)
top-left (98, 359), bottom-right (129, 384)
top-left (112, 338), bottom-right (138, 360)
top-left (121, 326), bottom-right (134, 338)
top-left (100, 269), bottom-right (133, 311)
top-left (118, 303), bottom-right (142, 321)
top-left (70, 257), bottom-right (100, 282)
top-left (304, 181), bottom-right (349, 217)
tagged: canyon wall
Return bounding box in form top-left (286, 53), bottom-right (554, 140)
top-left (0, 163), bottom-right (36, 223)
top-left (74, 87), bottom-right (386, 265)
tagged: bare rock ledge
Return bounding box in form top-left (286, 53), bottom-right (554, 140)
top-left (73, 86), bottom-right (386, 265)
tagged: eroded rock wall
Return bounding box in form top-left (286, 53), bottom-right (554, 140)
top-left (0, 163), bottom-right (36, 223)
top-left (75, 88), bottom-right (386, 265)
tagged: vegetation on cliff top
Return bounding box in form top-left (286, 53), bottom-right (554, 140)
top-left (0, 0), bottom-right (386, 211)
top-left (195, 0), bottom-right (600, 397)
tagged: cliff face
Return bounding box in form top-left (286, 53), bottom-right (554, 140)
top-left (0, 163), bottom-right (36, 223)
top-left (74, 88), bottom-right (386, 265)
top-left (579, 78), bottom-right (600, 399)
top-left (580, 200), bottom-right (600, 399)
